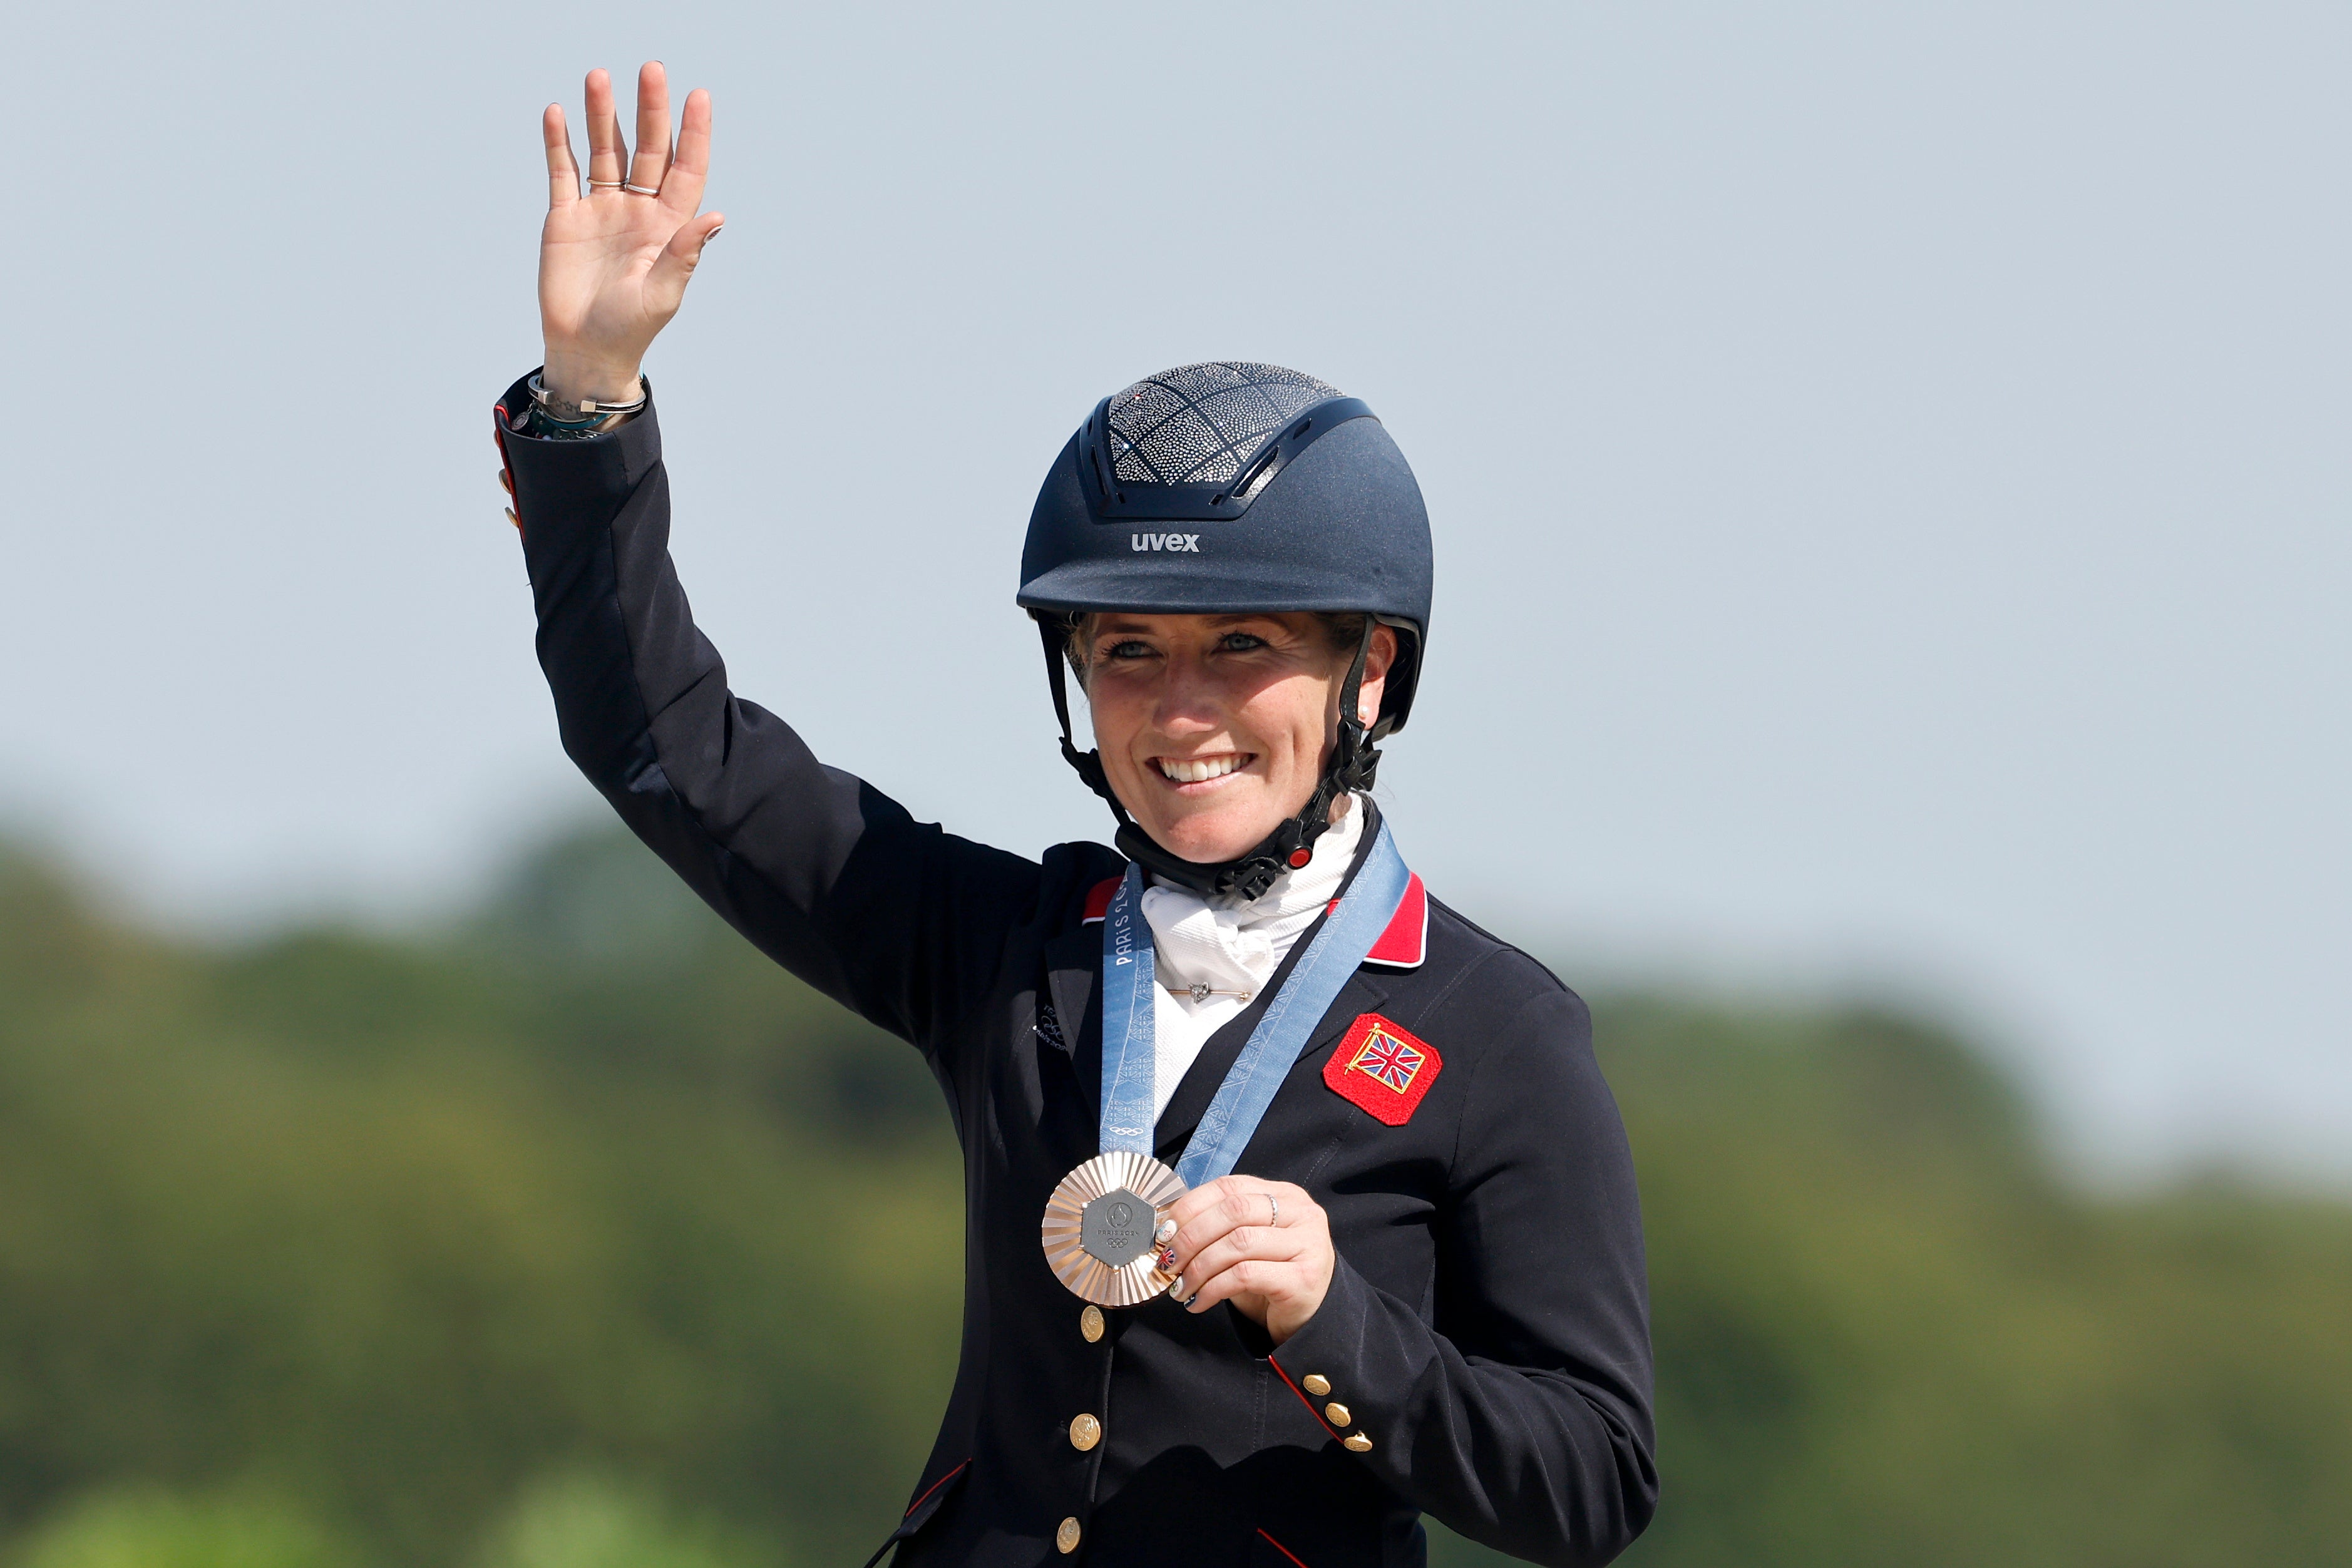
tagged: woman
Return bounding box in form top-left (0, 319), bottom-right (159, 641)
top-left (496, 63), bottom-right (1655, 1568)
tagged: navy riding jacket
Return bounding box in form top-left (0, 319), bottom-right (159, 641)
top-left (495, 374), bottom-right (1657, 1568)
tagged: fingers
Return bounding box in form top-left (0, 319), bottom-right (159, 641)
top-left (1164, 1177), bottom-right (1306, 1282)
top-left (543, 104), bottom-right (579, 208)
top-left (1161, 1176), bottom-right (1333, 1341)
top-left (575, 65), bottom-right (698, 202)
top-left (584, 68), bottom-right (627, 188)
top-left (1164, 1178), bottom-right (1249, 1260)
top-left (1168, 1175), bottom-right (1258, 1234)
top-left (644, 211), bottom-right (727, 317)
top-left (660, 88), bottom-right (712, 217)
top-left (629, 61), bottom-right (672, 193)
top-left (1176, 1222), bottom-right (1310, 1303)
top-left (1183, 1259), bottom-right (1284, 1313)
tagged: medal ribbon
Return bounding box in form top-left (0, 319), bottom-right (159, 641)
top-left (1096, 818), bottom-right (1413, 1186)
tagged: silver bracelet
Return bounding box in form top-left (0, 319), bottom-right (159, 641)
top-left (528, 371), bottom-right (648, 419)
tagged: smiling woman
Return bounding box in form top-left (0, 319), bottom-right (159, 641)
top-left (495, 60), bottom-right (1655, 1568)
top-left (1065, 612), bottom-right (1392, 867)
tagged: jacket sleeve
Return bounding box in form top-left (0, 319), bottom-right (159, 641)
top-left (1268, 978), bottom-right (1657, 1566)
top-left (495, 375), bottom-right (1042, 1052)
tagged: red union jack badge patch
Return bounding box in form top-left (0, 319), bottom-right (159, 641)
top-left (1324, 1014), bottom-right (1442, 1126)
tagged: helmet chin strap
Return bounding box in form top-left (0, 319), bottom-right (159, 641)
top-left (1037, 617), bottom-right (1382, 903)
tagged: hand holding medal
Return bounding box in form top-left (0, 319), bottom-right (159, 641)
top-left (1159, 1176), bottom-right (1333, 1346)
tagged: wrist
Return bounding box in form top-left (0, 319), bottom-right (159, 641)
top-left (540, 351), bottom-right (645, 408)
top-left (519, 366), bottom-right (649, 442)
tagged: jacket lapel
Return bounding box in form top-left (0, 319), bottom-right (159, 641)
top-left (1148, 801), bottom-right (1402, 1164)
top-left (1043, 926), bottom-right (1101, 1129)
top-left (1152, 962), bottom-right (1395, 1161)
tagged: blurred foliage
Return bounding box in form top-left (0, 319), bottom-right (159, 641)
top-left (0, 829), bottom-right (2347, 1567)
top-left (468, 1475), bottom-right (765, 1568)
top-left (13, 1490), bottom-right (358, 1568)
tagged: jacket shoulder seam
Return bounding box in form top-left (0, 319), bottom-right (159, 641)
top-left (1425, 895), bottom-right (1573, 996)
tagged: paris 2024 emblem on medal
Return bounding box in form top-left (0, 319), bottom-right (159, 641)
top-left (1041, 1149), bottom-right (1188, 1307)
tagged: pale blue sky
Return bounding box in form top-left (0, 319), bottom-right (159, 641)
top-left (4, 3), bottom-right (2345, 1181)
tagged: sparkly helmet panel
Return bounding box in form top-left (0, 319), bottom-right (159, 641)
top-left (1106, 362), bottom-right (1346, 487)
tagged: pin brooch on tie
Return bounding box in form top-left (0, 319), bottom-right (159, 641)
top-left (1166, 982), bottom-right (1251, 1003)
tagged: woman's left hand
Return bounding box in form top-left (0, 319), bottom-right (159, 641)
top-left (1161, 1176), bottom-right (1333, 1345)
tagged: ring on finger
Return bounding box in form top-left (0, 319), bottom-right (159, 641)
top-left (588, 179), bottom-right (625, 189)
top-left (1266, 1192), bottom-right (1280, 1227)
top-left (622, 181), bottom-right (662, 196)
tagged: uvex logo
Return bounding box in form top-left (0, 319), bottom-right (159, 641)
top-left (1130, 533), bottom-right (1201, 553)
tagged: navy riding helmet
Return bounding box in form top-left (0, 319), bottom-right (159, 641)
top-left (1016, 362), bottom-right (1434, 899)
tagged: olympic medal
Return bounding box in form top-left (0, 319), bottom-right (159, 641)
top-left (1041, 1150), bottom-right (1187, 1306)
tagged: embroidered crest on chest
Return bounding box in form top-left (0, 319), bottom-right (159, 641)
top-left (1323, 1013), bottom-right (1442, 1126)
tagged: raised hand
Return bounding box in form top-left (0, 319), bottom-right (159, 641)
top-left (537, 63), bottom-right (725, 408)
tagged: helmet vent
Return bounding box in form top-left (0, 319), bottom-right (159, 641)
top-left (1235, 445), bottom-right (1281, 500)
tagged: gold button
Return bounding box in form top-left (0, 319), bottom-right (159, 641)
top-left (1057, 1517), bottom-right (1082, 1554)
top-left (1324, 1401), bottom-right (1352, 1427)
top-left (1069, 1413), bottom-right (1101, 1451)
top-left (1080, 1304), bottom-right (1104, 1343)
top-left (1343, 1432), bottom-right (1374, 1453)
top-left (1302, 1373), bottom-right (1332, 1396)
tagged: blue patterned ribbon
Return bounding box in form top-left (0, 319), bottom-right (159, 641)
top-left (1096, 819), bottom-right (1412, 1186)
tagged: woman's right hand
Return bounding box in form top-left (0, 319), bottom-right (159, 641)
top-left (537, 63), bottom-right (725, 409)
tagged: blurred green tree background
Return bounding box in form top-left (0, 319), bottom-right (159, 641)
top-left (0, 830), bottom-right (2345, 1567)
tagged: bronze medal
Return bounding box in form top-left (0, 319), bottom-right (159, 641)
top-left (1040, 1150), bottom-right (1187, 1307)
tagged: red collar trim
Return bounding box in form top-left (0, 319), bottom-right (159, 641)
top-left (1087, 871), bottom-right (1427, 968)
top-left (1361, 872), bottom-right (1427, 969)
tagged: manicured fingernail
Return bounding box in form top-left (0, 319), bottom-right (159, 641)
top-left (1158, 1248), bottom-right (1176, 1271)
top-left (1171, 1276), bottom-right (1186, 1298)
top-left (705, 227), bottom-right (722, 240)
top-left (1154, 1219), bottom-right (1177, 1243)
